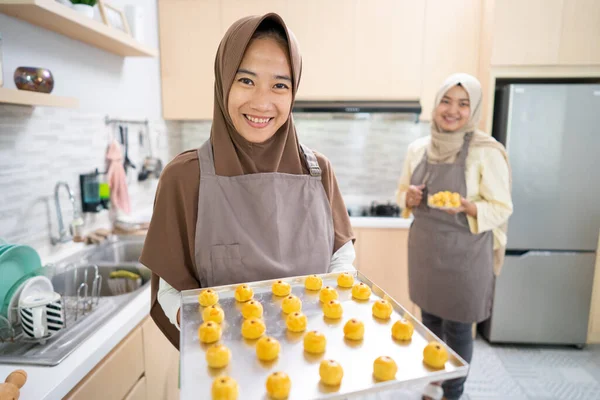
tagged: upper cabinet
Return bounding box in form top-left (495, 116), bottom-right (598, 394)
top-left (352, 0), bottom-right (425, 101)
top-left (491, 0), bottom-right (600, 66)
top-left (420, 0), bottom-right (482, 119)
top-left (158, 0), bottom-right (221, 120)
top-left (558, 0), bottom-right (600, 65)
top-left (158, 0), bottom-right (600, 120)
top-left (491, 0), bottom-right (563, 65)
top-left (159, 0), bottom-right (430, 120)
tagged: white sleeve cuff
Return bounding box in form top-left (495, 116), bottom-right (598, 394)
top-left (158, 278), bottom-right (182, 330)
top-left (328, 241), bottom-right (357, 273)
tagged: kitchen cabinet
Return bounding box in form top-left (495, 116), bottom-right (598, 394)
top-left (353, 0), bottom-right (425, 101)
top-left (142, 317), bottom-right (180, 400)
top-left (420, 0), bottom-right (482, 119)
top-left (284, 0), bottom-right (357, 100)
top-left (353, 227), bottom-right (417, 316)
top-left (558, 0), bottom-right (600, 65)
top-left (124, 377), bottom-right (147, 400)
top-left (158, 0), bottom-right (222, 120)
top-left (64, 325), bottom-right (145, 400)
top-left (491, 0), bottom-right (600, 67)
top-left (588, 233), bottom-right (600, 343)
top-left (491, 0), bottom-right (564, 66)
top-left (158, 0), bottom-right (433, 119)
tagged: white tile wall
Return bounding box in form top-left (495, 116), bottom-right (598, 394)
top-left (181, 114), bottom-right (430, 207)
top-left (0, 104), bottom-right (182, 259)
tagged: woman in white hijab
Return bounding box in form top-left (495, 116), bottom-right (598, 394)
top-left (396, 73), bottom-right (513, 400)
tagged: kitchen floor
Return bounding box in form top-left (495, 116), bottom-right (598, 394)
top-left (368, 337), bottom-right (600, 400)
top-left (463, 337), bottom-right (600, 399)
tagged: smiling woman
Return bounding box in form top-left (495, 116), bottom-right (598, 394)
top-left (395, 73), bottom-right (513, 400)
top-left (139, 14), bottom-right (356, 351)
top-left (228, 23), bottom-right (293, 143)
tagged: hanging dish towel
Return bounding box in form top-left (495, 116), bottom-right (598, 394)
top-left (106, 139), bottom-right (131, 215)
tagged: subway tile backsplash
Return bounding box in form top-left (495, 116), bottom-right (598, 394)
top-left (181, 114), bottom-right (430, 207)
top-left (0, 109), bottom-right (427, 259)
top-left (0, 104), bottom-right (182, 259)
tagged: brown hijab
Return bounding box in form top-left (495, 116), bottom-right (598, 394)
top-left (141, 14), bottom-right (354, 349)
top-left (211, 13), bottom-right (305, 176)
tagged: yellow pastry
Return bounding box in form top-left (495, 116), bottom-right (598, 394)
top-left (372, 299), bottom-right (393, 320)
top-left (337, 272), bottom-right (354, 288)
top-left (272, 280), bottom-right (292, 297)
top-left (305, 274), bottom-right (323, 291)
top-left (423, 341), bottom-right (449, 369)
top-left (211, 376), bottom-right (238, 400)
top-left (281, 294), bottom-right (302, 314)
top-left (303, 330), bottom-right (326, 354)
top-left (343, 318), bottom-right (365, 340)
top-left (241, 317), bottom-right (266, 340)
top-left (198, 289), bottom-right (219, 307)
top-left (256, 336), bottom-right (281, 361)
top-left (203, 305), bottom-right (225, 324)
top-left (286, 311), bottom-right (308, 333)
top-left (319, 286), bottom-right (339, 303)
top-left (319, 359), bottom-right (344, 386)
top-left (234, 284), bottom-right (254, 303)
top-left (205, 344), bottom-right (231, 368)
top-left (198, 321), bottom-right (222, 344)
top-left (392, 319), bottom-right (414, 341)
top-left (241, 300), bottom-right (263, 319)
top-left (265, 372), bottom-right (291, 400)
top-left (351, 282), bottom-right (371, 300)
top-left (322, 299), bottom-right (343, 319)
top-left (429, 191), bottom-right (461, 208)
top-left (373, 356), bottom-right (398, 381)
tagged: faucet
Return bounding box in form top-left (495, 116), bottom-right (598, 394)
top-left (51, 181), bottom-right (81, 245)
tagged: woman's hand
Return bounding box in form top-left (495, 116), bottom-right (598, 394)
top-left (406, 184), bottom-right (426, 207)
top-left (445, 198), bottom-right (478, 217)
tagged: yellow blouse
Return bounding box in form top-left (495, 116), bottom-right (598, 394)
top-left (396, 136), bottom-right (513, 249)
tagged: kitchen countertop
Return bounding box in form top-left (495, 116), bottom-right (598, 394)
top-left (350, 216), bottom-right (412, 229)
top-left (0, 240), bottom-right (152, 400)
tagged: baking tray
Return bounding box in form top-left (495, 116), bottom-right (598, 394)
top-left (180, 271), bottom-right (469, 399)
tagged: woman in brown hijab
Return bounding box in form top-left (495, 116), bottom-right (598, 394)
top-left (139, 14), bottom-right (355, 349)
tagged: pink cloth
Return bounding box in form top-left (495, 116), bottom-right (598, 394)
top-left (106, 139), bottom-right (131, 214)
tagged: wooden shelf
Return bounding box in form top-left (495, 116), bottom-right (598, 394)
top-left (0, 87), bottom-right (79, 108)
top-left (0, 0), bottom-right (158, 57)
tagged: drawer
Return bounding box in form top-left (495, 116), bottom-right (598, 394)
top-left (64, 326), bottom-right (145, 400)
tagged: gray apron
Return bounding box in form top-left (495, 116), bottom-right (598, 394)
top-left (408, 133), bottom-right (494, 323)
top-left (194, 141), bottom-right (334, 287)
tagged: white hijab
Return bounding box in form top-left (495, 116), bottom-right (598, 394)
top-left (428, 73), bottom-right (504, 164)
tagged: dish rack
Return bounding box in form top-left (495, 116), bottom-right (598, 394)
top-left (0, 263), bottom-right (103, 345)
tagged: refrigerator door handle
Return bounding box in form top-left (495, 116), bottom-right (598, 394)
top-left (505, 250), bottom-right (594, 258)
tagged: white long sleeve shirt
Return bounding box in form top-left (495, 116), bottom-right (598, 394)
top-left (158, 240), bottom-right (357, 329)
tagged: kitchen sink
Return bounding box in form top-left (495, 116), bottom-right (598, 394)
top-left (0, 236), bottom-right (150, 366)
top-left (85, 239), bottom-right (145, 264)
top-left (51, 265), bottom-right (151, 297)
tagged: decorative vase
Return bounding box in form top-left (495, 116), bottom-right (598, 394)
top-left (72, 4), bottom-right (94, 18)
top-left (14, 67), bottom-right (54, 94)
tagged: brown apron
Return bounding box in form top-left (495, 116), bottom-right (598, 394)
top-left (194, 140), bottom-right (334, 287)
top-left (408, 133), bottom-right (494, 323)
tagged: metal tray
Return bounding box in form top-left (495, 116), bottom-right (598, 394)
top-left (180, 271), bottom-right (468, 399)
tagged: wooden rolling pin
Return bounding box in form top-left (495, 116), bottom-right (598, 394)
top-left (0, 369), bottom-right (27, 400)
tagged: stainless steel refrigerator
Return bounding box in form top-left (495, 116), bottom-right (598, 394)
top-left (480, 83), bottom-right (600, 346)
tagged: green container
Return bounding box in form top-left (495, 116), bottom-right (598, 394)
top-left (99, 182), bottom-right (110, 200)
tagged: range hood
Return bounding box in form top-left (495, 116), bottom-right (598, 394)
top-left (292, 100), bottom-right (421, 117)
